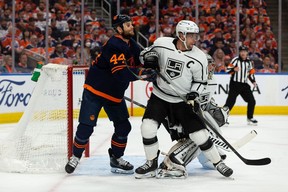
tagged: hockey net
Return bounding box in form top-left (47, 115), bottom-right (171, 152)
top-left (0, 64), bottom-right (89, 173)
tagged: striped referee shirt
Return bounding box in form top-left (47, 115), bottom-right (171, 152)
top-left (226, 57), bottom-right (256, 83)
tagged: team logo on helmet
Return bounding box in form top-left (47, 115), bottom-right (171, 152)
top-left (165, 58), bottom-right (184, 79)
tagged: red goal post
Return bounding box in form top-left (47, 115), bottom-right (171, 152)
top-left (67, 65), bottom-right (90, 159)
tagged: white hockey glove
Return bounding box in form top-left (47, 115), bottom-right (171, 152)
top-left (186, 91), bottom-right (200, 112)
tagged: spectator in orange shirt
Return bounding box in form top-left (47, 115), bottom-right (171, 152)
top-left (0, 55), bottom-right (14, 73)
top-left (1, 26), bottom-right (23, 55)
top-left (19, 29), bottom-right (32, 49)
top-left (257, 56), bottom-right (276, 73)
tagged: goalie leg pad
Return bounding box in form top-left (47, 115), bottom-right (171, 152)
top-left (157, 139), bottom-right (200, 179)
top-left (168, 139), bottom-right (200, 167)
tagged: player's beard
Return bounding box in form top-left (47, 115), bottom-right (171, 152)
top-left (122, 30), bottom-right (134, 40)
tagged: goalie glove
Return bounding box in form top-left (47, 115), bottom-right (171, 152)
top-left (186, 91), bottom-right (200, 112)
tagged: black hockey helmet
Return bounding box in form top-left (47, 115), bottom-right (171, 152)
top-left (112, 14), bottom-right (131, 29)
top-left (239, 45), bottom-right (248, 51)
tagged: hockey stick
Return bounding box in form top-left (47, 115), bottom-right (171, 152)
top-left (124, 96), bottom-right (257, 152)
top-left (123, 59), bottom-right (151, 80)
top-left (210, 130), bottom-right (257, 151)
top-left (156, 71), bottom-right (271, 166)
top-left (124, 96), bottom-right (147, 109)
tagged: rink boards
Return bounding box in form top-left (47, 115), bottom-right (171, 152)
top-left (0, 73), bottom-right (288, 123)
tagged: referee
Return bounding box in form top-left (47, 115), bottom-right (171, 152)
top-left (224, 45), bottom-right (258, 125)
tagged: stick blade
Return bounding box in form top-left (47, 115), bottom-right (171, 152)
top-left (244, 157), bottom-right (271, 166)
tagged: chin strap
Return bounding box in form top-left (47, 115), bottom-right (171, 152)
top-left (179, 34), bottom-right (189, 50)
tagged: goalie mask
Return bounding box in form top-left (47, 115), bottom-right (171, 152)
top-left (176, 20), bottom-right (199, 50)
top-left (206, 53), bottom-right (215, 80)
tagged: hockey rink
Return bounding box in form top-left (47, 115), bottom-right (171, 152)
top-left (0, 115), bottom-right (287, 192)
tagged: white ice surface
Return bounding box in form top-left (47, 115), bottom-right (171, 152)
top-left (0, 115), bottom-right (287, 192)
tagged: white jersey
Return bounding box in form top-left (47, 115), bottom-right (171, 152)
top-left (140, 37), bottom-right (208, 103)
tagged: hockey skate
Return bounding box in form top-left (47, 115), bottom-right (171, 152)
top-left (215, 161), bottom-right (233, 177)
top-left (108, 148), bottom-right (134, 174)
top-left (247, 118), bottom-right (258, 126)
top-left (135, 150), bottom-right (159, 179)
top-left (65, 155), bottom-right (80, 174)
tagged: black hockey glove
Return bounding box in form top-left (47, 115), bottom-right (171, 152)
top-left (186, 92), bottom-right (200, 112)
top-left (139, 68), bottom-right (157, 82)
top-left (143, 51), bottom-right (160, 70)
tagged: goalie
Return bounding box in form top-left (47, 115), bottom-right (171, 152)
top-left (157, 54), bottom-right (230, 178)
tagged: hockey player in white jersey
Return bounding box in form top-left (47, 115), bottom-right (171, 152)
top-left (135, 20), bottom-right (233, 179)
top-left (156, 54), bottom-right (230, 179)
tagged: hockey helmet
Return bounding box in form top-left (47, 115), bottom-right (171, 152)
top-left (206, 53), bottom-right (215, 80)
top-left (239, 45), bottom-right (248, 51)
top-left (176, 20), bottom-right (199, 38)
top-left (112, 14), bottom-right (131, 29)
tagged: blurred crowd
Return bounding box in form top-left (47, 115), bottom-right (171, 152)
top-left (120, 0), bottom-right (278, 73)
top-left (0, 0), bottom-right (111, 73)
top-left (0, 0), bottom-right (279, 74)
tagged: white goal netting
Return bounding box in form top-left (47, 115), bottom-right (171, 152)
top-left (0, 64), bottom-right (87, 173)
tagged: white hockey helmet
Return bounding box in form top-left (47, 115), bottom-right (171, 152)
top-left (176, 20), bottom-right (199, 38)
top-left (176, 20), bottom-right (199, 50)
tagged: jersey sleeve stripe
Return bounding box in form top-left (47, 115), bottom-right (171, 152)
top-left (111, 65), bottom-right (126, 73)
